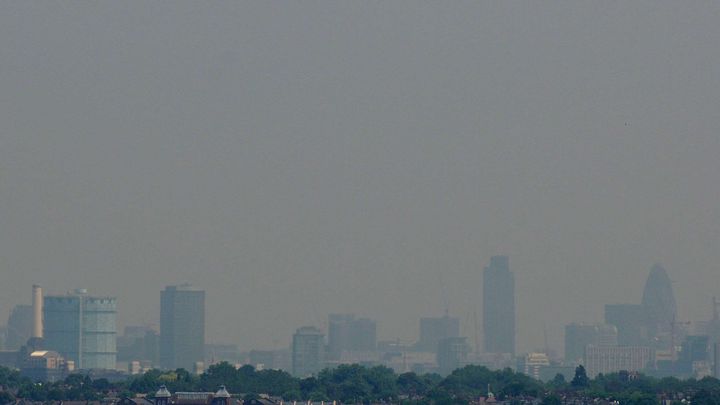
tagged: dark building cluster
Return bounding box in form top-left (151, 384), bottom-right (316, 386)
top-left (1, 258), bottom-right (718, 384)
top-left (563, 264), bottom-right (720, 379)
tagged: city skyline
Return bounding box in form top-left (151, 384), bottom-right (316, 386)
top-left (2, 261), bottom-right (707, 356)
top-left (1, 260), bottom-right (718, 381)
top-left (1, 0), bottom-right (719, 359)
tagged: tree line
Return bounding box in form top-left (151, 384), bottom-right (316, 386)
top-left (2, 363), bottom-right (720, 405)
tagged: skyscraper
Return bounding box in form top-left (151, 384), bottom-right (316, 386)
top-left (416, 315), bottom-right (460, 352)
top-left (5, 305), bottom-right (33, 350)
top-left (327, 314), bottom-right (377, 359)
top-left (642, 264), bottom-right (677, 336)
top-left (292, 326), bottom-right (324, 377)
top-left (160, 284), bottom-right (205, 371)
top-left (483, 255), bottom-right (515, 354)
top-left (43, 290), bottom-right (117, 370)
top-left (604, 304), bottom-right (648, 347)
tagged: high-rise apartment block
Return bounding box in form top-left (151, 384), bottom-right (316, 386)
top-left (292, 326), bottom-right (324, 377)
top-left (160, 285), bottom-right (205, 371)
top-left (483, 255), bottom-right (515, 354)
top-left (43, 290), bottom-right (117, 370)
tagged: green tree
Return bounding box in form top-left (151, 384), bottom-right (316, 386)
top-left (0, 391), bottom-right (14, 405)
top-left (541, 393), bottom-right (562, 405)
top-left (571, 365), bottom-right (589, 388)
top-left (201, 362), bottom-right (238, 392)
top-left (398, 372), bottom-right (431, 399)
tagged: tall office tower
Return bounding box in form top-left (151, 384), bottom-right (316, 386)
top-left (327, 314), bottom-right (377, 359)
top-left (483, 255), bottom-right (515, 354)
top-left (5, 305), bottom-right (33, 350)
top-left (291, 326), bottom-right (324, 377)
top-left (605, 304), bottom-right (648, 347)
top-left (437, 337), bottom-right (469, 376)
top-left (160, 284), bottom-right (205, 371)
top-left (416, 315), bottom-right (460, 352)
top-left (642, 264), bottom-right (677, 337)
top-left (44, 290), bottom-right (117, 370)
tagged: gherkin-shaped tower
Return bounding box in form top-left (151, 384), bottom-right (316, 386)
top-left (641, 264), bottom-right (677, 329)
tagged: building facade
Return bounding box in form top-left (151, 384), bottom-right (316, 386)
top-left (605, 304), bottom-right (649, 347)
top-left (437, 336), bottom-right (469, 376)
top-left (291, 326), bottom-right (324, 377)
top-left (565, 323), bottom-right (618, 364)
top-left (416, 315), bottom-right (460, 352)
top-left (43, 291), bottom-right (117, 370)
top-left (160, 285), bottom-right (205, 371)
top-left (5, 305), bottom-right (33, 350)
top-left (483, 255), bottom-right (515, 354)
top-left (327, 314), bottom-right (377, 359)
top-left (641, 264), bottom-right (677, 338)
top-left (584, 345), bottom-right (653, 377)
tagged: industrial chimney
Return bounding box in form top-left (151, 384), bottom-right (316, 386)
top-left (32, 284), bottom-right (43, 338)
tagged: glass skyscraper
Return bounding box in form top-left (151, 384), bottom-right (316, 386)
top-left (43, 290), bottom-right (117, 370)
top-left (483, 255), bottom-right (515, 355)
top-left (160, 284), bottom-right (205, 371)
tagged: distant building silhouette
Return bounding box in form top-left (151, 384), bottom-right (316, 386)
top-left (584, 345), bottom-right (653, 377)
top-left (118, 326), bottom-right (159, 367)
top-left (604, 264), bottom-right (678, 349)
top-left (160, 284), bottom-right (205, 371)
top-left (291, 326), bottom-right (324, 377)
top-left (416, 314), bottom-right (460, 352)
top-left (677, 335), bottom-right (711, 377)
top-left (437, 336), bottom-right (469, 375)
top-left (43, 290), bottom-right (117, 370)
top-left (327, 314), bottom-right (376, 359)
top-left (483, 255), bottom-right (515, 354)
top-left (19, 350), bottom-right (66, 382)
top-left (605, 304), bottom-right (648, 347)
top-left (564, 323), bottom-right (617, 364)
top-left (5, 305), bottom-right (33, 350)
top-left (519, 352), bottom-right (550, 380)
top-left (642, 264), bottom-right (677, 337)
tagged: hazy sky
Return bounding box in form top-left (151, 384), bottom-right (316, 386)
top-left (1, 1), bottom-right (719, 354)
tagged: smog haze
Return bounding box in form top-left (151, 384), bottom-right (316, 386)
top-left (1, 1), bottom-right (719, 354)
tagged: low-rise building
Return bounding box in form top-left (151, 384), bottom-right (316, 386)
top-left (584, 345), bottom-right (653, 377)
